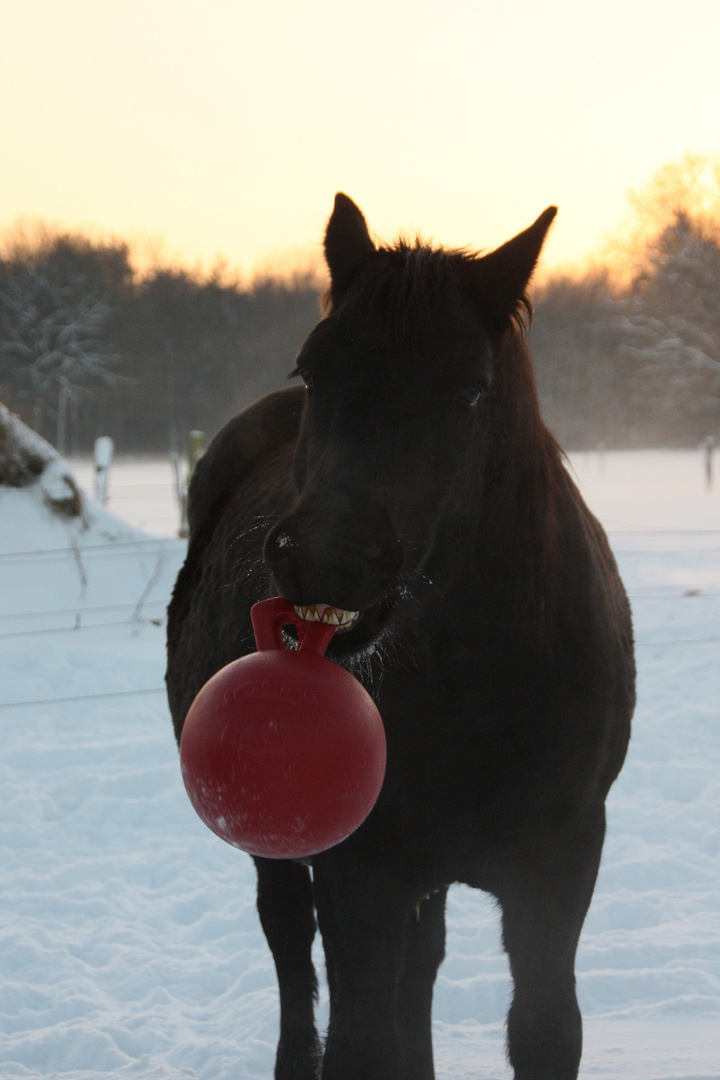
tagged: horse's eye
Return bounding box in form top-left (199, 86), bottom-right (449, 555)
top-left (457, 383), bottom-right (485, 409)
top-left (297, 367), bottom-right (313, 389)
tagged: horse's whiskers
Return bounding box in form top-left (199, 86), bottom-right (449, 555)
top-left (227, 515), bottom-right (278, 552)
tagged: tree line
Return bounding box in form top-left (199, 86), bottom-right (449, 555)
top-left (0, 232), bottom-right (322, 455)
top-left (1, 156), bottom-right (719, 455)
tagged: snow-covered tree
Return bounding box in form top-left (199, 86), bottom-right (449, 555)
top-left (615, 210), bottom-right (720, 436)
top-left (0, 234), bottom-right (131, 453)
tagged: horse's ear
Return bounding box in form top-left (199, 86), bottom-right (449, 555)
top-left (471, 207), bottom-right (557, 330)
top-left (324, 193), bottom-right (376, 303)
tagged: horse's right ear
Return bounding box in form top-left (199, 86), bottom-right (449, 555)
top-left (324, 193), bottom-right (376, 304)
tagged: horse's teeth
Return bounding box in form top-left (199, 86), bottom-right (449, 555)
top-left (293, 605), bottom-right (360, 630)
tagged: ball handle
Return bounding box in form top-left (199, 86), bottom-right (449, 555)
top-left (250, 597), bottom-right (337, 656)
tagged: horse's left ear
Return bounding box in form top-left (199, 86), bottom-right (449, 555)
top-left (324, 193), bottom-right (376, 304)
top-left (471, 207), bottom-right (557, 330)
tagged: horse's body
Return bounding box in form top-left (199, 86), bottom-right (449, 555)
top-left (166, 195), bottom-right (635, 1080)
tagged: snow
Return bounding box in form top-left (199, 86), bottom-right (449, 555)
top-left (1, 448), bottom-right (718, 1079)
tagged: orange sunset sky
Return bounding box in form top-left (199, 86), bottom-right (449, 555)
top-left (1, 0), bottom-right (719, 278)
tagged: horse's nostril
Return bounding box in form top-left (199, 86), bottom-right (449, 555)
top-left (265, 529), bottom-right (294, 566)
top-left (274, 532), bottom-right (293, 551)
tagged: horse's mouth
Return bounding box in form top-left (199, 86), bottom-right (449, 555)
top-left (290, 596), bottom-right (397, 659)
top-left (293, 603), bottom-right (360, 633)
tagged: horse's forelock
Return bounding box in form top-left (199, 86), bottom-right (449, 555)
top-left (321, 238), bottom-right (534, 352)
top-left (322, 239), bottom-right (450, 331)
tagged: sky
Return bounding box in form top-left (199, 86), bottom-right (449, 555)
top-left (1, 0), bottom-right (719, 279)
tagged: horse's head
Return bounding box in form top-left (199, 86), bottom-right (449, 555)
top-left (264, 194), bottom-right (556, 654)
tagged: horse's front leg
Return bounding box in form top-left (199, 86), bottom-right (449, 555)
top-left (498, 807), bottom-right (606, 1080)
top-left (255, 858), bottom-right (322, 1080)
top-left (396, 886), bottom-right (448, 1080)
top-left (312, 855), bottom-right (418, 1080)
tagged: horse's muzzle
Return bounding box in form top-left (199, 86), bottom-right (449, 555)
top-left (263, 501), bottom-right (404, 615)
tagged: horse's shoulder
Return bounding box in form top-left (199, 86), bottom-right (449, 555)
top-left (187, 386), bottom-right (304, 539)
top-left (167, 387), bottom-right (303, 695)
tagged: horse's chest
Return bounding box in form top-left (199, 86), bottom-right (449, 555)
top-left (373, 669), bottom-right (489, 816)
top-left (368, 654), bottom-right (561, 843)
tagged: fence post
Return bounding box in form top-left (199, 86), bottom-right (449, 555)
top-left (188, 430), bottom-right (205, 476)
top-left (93, 436), bottom-right (114, 506)
top-left (702, 436), bottom-right (715, 490)
top-left (176, 431), bottom-right (206, 537)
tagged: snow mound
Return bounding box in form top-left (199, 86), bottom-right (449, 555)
top-left (0, 403), bottom-right (146, 555)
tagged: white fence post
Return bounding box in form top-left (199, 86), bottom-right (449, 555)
top-left (93, 436), bottom-right (114, 506)
top-left (702, 436), bottom-right (715, 490)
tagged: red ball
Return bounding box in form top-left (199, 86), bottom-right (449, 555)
top-left (179, 598), bottom-right (386, 858)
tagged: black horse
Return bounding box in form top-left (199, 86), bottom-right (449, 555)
top-left (166, 194), bottom-right (635, 1080)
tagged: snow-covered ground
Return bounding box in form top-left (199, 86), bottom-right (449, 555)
top-left (1, 449), bottom-right (718, 1079)
top-left (66, 456), bottom-right (185, 538)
